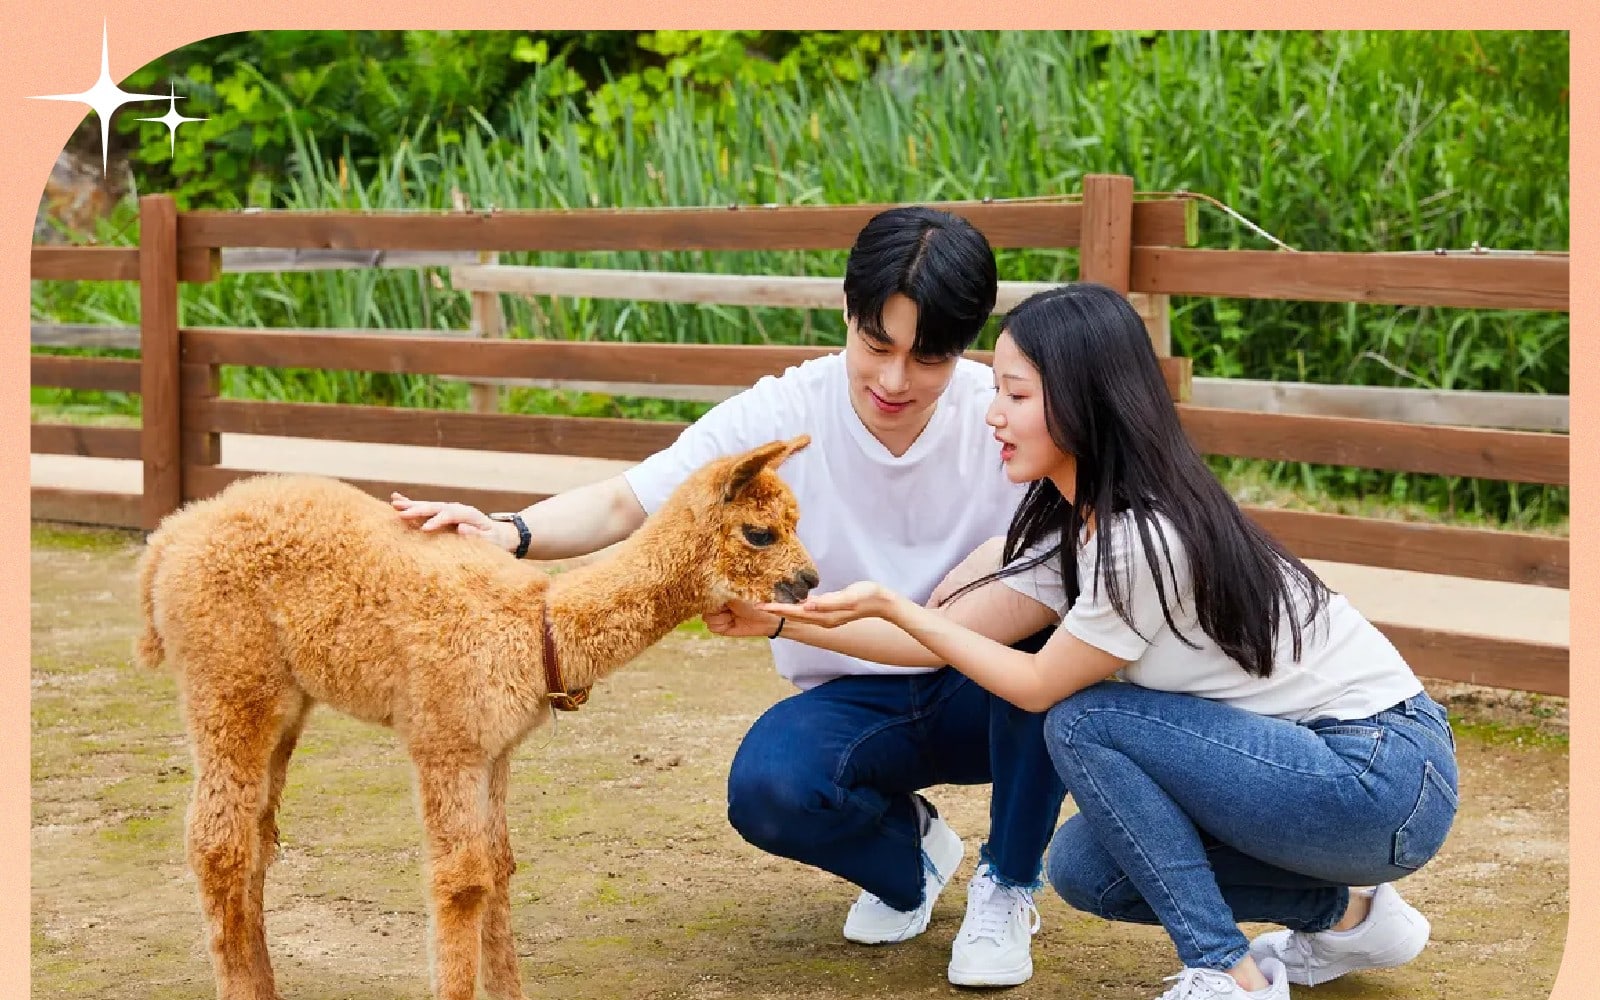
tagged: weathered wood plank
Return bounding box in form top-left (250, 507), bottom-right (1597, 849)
top-left (177, 200), bottom-right (1193, 252)
top-left (30, 355), bottom-right (141, 392)
top-left (183, 465), bottom-right (548, 517)
top-left (1131, 248), bottom-right (1569, 311)
top-left (31, 245), bottom-right (215, 282)
top-left (185, 399), bottom-right (685, 463)
top-left (1183, 406), bottom-right (1567, 485)
top-left (31, 424), bottom-right (141, 460)
top-left (1375, 623), bottom-right (1568, 695)
top-left (1245, 507), bottom-right (1567, 588)
top-left (30, 487), bottom-right (143, 529)
top-left (139, 195), bottom-right (182, 529)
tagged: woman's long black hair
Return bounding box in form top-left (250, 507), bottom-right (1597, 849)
top-left (960, 283), bottom-right (1329, 678)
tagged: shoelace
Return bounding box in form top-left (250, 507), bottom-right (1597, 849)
top-left (1282, 930), bottom-right (1325, 986)
top-left (1157, 967), bottom-right (1241, 1000)
top-left (960, 876), bottom-right (1040, 944)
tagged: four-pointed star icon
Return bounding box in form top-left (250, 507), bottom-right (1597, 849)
top-left (29, 21), bottom-right (202, 171)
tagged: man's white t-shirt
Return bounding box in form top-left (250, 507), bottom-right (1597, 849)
top-left (625, 352), bottom-right (1025, 690)
top-left (999, 511), bottom-right (1423, 722)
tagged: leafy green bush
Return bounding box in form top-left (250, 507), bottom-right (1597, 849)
top-left (114, 30), bottom-right (895, 208)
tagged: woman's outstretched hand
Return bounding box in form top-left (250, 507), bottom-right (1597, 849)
top-left (760, 581), bottom-right (896, 628)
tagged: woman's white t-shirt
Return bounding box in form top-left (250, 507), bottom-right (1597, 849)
top-left (998, 511), bottom-right (1423, 722)
top-left (626, 352), bottom-right (1025, 691)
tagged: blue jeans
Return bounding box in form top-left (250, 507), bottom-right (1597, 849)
top-left (1044, 683), bottom-right (1458, 971)
top-left (727, 630), bottom-right (1067, 912)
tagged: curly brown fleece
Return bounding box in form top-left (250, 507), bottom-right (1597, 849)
top-left (136, 436), bottom-right (815, 1000)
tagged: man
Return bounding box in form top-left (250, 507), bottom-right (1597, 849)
top-left (393, 206), bottom-right (1067, 987)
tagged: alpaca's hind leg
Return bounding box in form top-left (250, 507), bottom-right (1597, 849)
top-left (247, 693), bottom-right (310, 987)
top-left (479, 750), bottom-right (524, 1000)
top-left (186, 689), bottom-right (294, 1000)
top-left (413, 753), bottom-right (494, 1000)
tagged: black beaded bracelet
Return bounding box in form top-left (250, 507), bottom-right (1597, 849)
top-left (490, 512), bottom-right (532, 559)
top-left (508, 513), bottom-right (531, 559)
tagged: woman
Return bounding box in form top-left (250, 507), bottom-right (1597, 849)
top-left (707, 283), bottom-right (1458, 1000)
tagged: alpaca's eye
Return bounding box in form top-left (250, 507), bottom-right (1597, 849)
top-left (741, 525), bottom-right (776, 547)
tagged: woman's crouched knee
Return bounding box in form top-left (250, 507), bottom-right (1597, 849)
top-left (1046, 820), bottom-right (1155, 924)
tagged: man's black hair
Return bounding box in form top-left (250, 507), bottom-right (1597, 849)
top-left (842, 206), bottom-right (998, 358)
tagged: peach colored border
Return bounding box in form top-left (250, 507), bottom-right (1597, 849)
top-left (6, 8), bottom-right (1588, 999)
top-left (1561, 13), bottom-right (1593, 1000)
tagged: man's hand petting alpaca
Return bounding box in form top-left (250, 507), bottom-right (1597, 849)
top-left (390, 493), bottom-right (508, 546)
top-left (703, 601), bottom-right (782, 638)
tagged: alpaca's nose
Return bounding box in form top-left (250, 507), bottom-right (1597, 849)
top-left (776, 567), bottom-right (820, 604)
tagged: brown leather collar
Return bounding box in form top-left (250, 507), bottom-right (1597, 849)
top-left (542, 608), bottom-right (589, 712)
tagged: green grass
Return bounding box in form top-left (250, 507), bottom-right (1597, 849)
top-left (30, 523), bottom-right (143, 553)
top-left (674, 617), bottom-right (713, 637)
top-left (1452, 718), bottom-right (1568, 750)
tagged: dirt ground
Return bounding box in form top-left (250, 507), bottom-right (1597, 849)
top-left (30, 525), bottom-right (1569, 1000)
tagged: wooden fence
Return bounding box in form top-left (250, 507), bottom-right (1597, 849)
top-left (29, 175), bottom-right (1570, 695)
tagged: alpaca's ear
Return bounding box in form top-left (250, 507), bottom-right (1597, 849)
top-left (721, 435), bottom-right (811, 502)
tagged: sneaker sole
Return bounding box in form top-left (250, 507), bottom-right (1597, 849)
top-left (947, 958), bottom-right (1033, 988)
top-left (844, 917), bottom-right (929, 945)
top-left (1281, 934), bottom-right (1429, 986)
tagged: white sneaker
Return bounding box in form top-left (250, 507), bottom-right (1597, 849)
top-left (1248, 883), bottom-right (1430, 986)
top-left (947, 863), bottom-right (1041, 987)
top-left (842, 799), bottom-right (964, 944)
top-left (1156, 958), bottom-right (1290, 999)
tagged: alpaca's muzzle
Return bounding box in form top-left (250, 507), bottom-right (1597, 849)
top-left (774, 567), bottom-right (820, 605)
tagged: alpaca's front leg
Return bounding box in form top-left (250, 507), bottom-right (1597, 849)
top-left (480, 751), bottom-right (526, 1000)
top-left (414, 755), bottom-right (494, 1000)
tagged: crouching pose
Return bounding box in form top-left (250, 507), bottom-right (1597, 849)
top-left (708, 283), bottom-right (1457, 999)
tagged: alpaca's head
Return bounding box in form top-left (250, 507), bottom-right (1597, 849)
top-left (681, 435), bottom-right (819, 612)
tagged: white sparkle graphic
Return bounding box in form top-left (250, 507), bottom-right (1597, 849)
top-left (136, 83), bottom-right (207, 156)
top-left (29, 20), bottom-right (169, 172)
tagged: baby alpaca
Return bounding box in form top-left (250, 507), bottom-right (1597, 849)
top-left (135, 436), bottom-right (817, 1000)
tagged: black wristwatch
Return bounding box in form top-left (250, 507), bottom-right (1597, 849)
top-left (488, 512), bottom-right (531, 559)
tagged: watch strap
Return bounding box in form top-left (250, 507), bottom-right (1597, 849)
top-left (491, 512), bottom-right (532, 559)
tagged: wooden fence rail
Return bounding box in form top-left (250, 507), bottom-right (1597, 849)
top-left (1131, 247), bottom-right (1570, 310)
top-left (29, 375), bottom-right (1571, 591)
top-left (174, 327), bottom-right (1195, 402)
top-left (31, 320), bottom-right (1570, 432)
top-left (449, 263), bottom-right (1105, 312)
top-left (174, 199), bottom-right (1196, 252)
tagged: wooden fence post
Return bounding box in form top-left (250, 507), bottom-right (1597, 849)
top-left (1079, 173), bottom-right (1134, 294)
top-left (467, 250), bottom-right (505, 414)
top-left (1080, 174), bottom-right (1190, 402)
top-left (139, 194), bottom-right (182, 529)
top-left (181, 362), bottom-right (221, 498)
top-left (1134, 293), bottom-right (1172, 357)
top-left (453, 189), bottom-right (503, 414)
